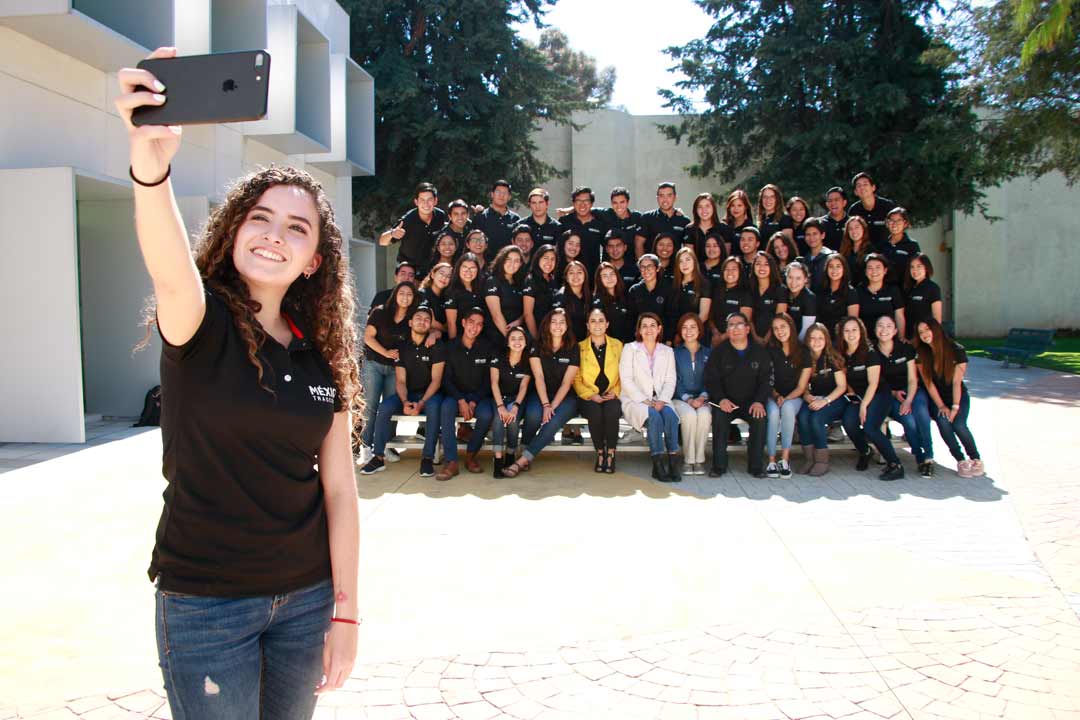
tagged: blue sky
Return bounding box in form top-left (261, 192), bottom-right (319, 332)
top-left (515, 0), bottom-right (713, 115)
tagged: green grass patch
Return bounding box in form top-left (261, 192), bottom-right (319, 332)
top-left (957, 336), bottom-right (1080, 375)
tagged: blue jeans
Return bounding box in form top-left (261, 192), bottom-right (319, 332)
top-left (645, 405), bottom-right (681, 455)
top-left (866, 394), bottom-right (927, 463)
top-left (766, 397), bottom-right (803, 456)
top-left (374, 391), bottom-right (442, 458)
top-left (441, 393), bottom-right (495, 461)
top-left (491, 397), bottom-right (523, 453)
top-left (796, 396), bottom-right (847, 449)
top-left (360, 359), bottom-right (396, 447)
top-left (841, 393), bottom-right (895, 461)
top-left (522, 394), bottom-right (579, 462)
top-left (156, 578), bottom-right (333, 720)
top-left (916, 386), bottom-right (980, 462)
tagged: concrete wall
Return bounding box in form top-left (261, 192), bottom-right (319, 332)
top-left (0, 0), bottom-right (372, 442)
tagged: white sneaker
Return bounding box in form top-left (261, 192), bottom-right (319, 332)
top-left (386, 448), bottom-right (401, 463)
top-left (356, 444), bottom-right (373, 466)
top-left (765, 462), bottom-right (780, 479)
top-left (691, 462), bottom-right (704, 476)
top-left (778, 459), bottom-right (792, 479)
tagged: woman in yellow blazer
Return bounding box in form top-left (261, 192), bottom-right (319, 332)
top-left (574, 308), bottom-right (624, 473)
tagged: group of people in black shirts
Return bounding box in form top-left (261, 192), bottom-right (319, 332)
top-left (358, 173), bottom-right (984, 482)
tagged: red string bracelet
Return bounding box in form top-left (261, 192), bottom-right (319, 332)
top-left (331, 617), bottom-right (361, 626)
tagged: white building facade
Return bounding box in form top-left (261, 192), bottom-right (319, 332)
top-left (0, 0), bottom-right (375, 443)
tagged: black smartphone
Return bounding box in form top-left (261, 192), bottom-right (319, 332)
top-left (132, 50), bottom-right (271, 126)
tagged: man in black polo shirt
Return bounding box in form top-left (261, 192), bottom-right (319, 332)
top-left (596, 187), bottom-right (644, 262)
top-left (636, 182), bottom-right (691, 258)
top-left (369, 261), bottom-right (416, 312)
top-left (437, 309), bottom-right (495, 481)
top-left (604, 231), bottom-right (640, 288)
top-left (626, 254), bottom-right (668, 334)
top-left (820, 186), bottom-right (848, 252)
top-left (705, 312), bottom-right (771, 477)
top-left (558, 186), bottom-right (608, 275)
top-left (444, 199), bottom-right (472, 247)
top-left (523, 188), bottom-right (563, 247)
top-left (881, 207), bottom-right (921, 285)
top-left (738, 227), bottom-right (762, 280)
top-left (361, 307), bottom-right (445, 477)
top-left (848, 172), bottom-right (897, 250)
top-left (379, 182), bottom-right (448, 276)
top-left (801, 219), bottom-right (837, 290)
top-left (471, 180), bottom-right (521, 259)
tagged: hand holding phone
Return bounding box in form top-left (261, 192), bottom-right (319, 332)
top-left (115, 46), bottom-right (182, 185)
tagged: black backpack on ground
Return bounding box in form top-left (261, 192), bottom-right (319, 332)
top-left (134, 385), bottom-right (162, 427)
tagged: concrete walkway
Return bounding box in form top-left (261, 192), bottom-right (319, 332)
top-left (2, 358), bottom-right (1079, 720)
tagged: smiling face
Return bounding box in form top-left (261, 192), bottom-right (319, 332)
top-left (605, 236), bottom-right (626, 261)
top-left (696, 197), bottom-right (714, 223)
top-left (761, 188), bottom-right (777, 213)
top-left (414, 191), bottom-right (437, 216)
top-left (848, 220), bottom-right (865, 243)
top-left (876, 315), bottom-right (897, 343)
top-left (865, 258), bottom-right (886, 285)
top-left (528, 194), bottom-right (548, 218)
top-left (572, 193), bottom-right (593, 216)
top-left (772, 238), bottom-right (790, 261)
top-left (739, 232), bottom-right (759, 257)
top-left (587, 309), bottom-right (609, 338)
top-left (704, 237), bottom-right (721, 260)
top-left (563, 235), bottom-right (581, 257)
top-left (449, 205), bottom-right (469, 230)
top-left (771, 316), bottom-right (790, 344)
top-left (508, 328), bottom-right (527, 353)
top-left (409, 310), bottom-right (431, 334)
top-left (826, 257), bottom-right (844, 283)
top-left (599, 266), bottom-right (618, 291)
top-left (853, 177), bottom-right (875, 201)
top-left (909, 257), bottom-right (927, 283)
top-left (566, 264), bottom-right (586, 288)
top-left (549, 311), bottom-right (568, 339)
top-left (432, 265), bottom-right (452, 290)
top-left (655, 237), bottom-right (674, 260)
top-left (917, 322), bottom-right (934, 345)
top-left (825, 191), bottom-right (845, 216)
top-left (726, 315), bottom-right (749, 343)
top-left (437, 235), bottom-right (457, 258)
top-left (512, 231), bottom-right (534, 257)
top-left (729, 197), bottom-right (748, 220)
top-left (467, 234), bottom-right (487, 256)
top-left (806, 328), bottom-right (827, 355)
top-left (394, 284), bottom-right (415, 310)
top-left (462, 312), bottom-right (485, 340)
top-left (657, 187), bottom-right (676, 212)
top-left (681, 317), bottom-right (700, 344)
top-left (539, 250), bottom-right (557, 275)
top-left (504, 250), bottom-right (523, 278)
top-left (395, 265), bottom-right (416, 285)
top-left (640, 260), bottom-right (658, 283)
top-left (753, 254), bottom-right (772, 279)
top-left (842, 319), bottom-right (862, 351)
top-left (231, 185), bottom-right (322, 288)
top-left (786, 265), bottom-right (806, 292)
top-left (886, 212), bottom-right (908, 237)
top-left (722, 260), bottom-right (741, 287)
top-left (610, 194), bottom-right (630, 215)
top-left (638, 316), bottom-right (660, 342)
top-left (678, 251), bottom-right (695, 275)
top-left (459, 260), bottom-right (478, 284)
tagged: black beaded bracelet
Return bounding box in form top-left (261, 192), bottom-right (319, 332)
top-left (129, 164), bottom-right (171, 187)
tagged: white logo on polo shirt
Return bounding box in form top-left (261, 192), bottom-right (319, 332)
top-left (309, 385), bottom-right (337, 404)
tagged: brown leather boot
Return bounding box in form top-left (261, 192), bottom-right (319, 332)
top-left (436, 460), bottom-right (459, 482)
top-left (808, 448), bottom-right (831, 476)
top-left (465, 452), bottom-right (482, 473)
top-left (798, 445), bottom-right (815, 474)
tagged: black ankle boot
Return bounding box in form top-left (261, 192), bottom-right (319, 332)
top-left (856, 447), bottom-right (872, 471)
top-left (493, 456), bottom-right (505, 479)
top-left (651, 454), bottom-right (666, 480)
top-left (667, 453), bottom-right (681, 482)
top-left (503, 454), bottom-right (516, 470)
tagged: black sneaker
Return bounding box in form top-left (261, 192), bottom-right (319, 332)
top-left (919, 460), bottom-right (934, 478)
top-left (419, 458), bottom-right (435, 477)
top-left (880, 463), bottom-right (904, 481)
top-left (359, 457), bottom-right (385, 475)
top-left (856, 448), bottom-right (872, 471)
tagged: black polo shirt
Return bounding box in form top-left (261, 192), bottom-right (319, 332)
top-left (472, 206), bottom-right (521, 258)
top-left (928, 341), bottom-right (968, 406)
top-left (418, 286), bottom-right (448, 326)
top-left (559, 212), bottom-right (608, 273)
top-left (443, 223), bottom-right (470, 248)
top-left (638, 208), bottom-right (691, 253)
top-left (444, 285), bottom-right (487, 328)
top-left (844, 348), bottom-right (882, 399)
top-left (627, 279), bottom-right (669, 327)
top-left (820, 213), bottom-right (848, 252)
top-left (484, 274), bottom-right (525, 325)
top-left (552, 287), bottom-right (589, 342)
top-left (904, 279), bottom-right (942, 338)
top-left (365, 305), bottom-right (408, 364)
top-left (592, 295), bottom-right (634, 344)
top-left (758, 213), bottom-right (794, 248)
top-left (687, 224), bottom-right (729, 262)
top-left (803, 247), bottom-right (836, 291)
top-left (523, 272), bottom-right (561, 327)
top-left (786, 287), bottom-right (818, 331)
top-left (709, 284), bottom-right (752, 331)
top-left (531, 343), bottom-right (581, 396)
top-left (597, 208), bottom-right (643, 258)
top-left (442, 337), bottom-right (494, 399)
top-left (808, 353), bottom-right (842, 397)
top-left (493, 352), bottom-right (532, 400)
top-left (881, 235), bottom-right (921, 285)
top-left (369, 288), bottom-right (392, 312)
top-left (715, 221), bottom-right (738, 254)
top-left (792, 220), bottom-right (808, 257)
top-left (750, 283), bottom-right (789, 338)
top-left (393, 207), bottom-right (448, 272)
top-left (703, 340), bottom-right (772, 406)
top-left (848, 195), bottom-right (896, 249)
top-left (667, 279), bottom-right (710, 334)
top-left (609, 259), bottom-right (640, 289)
top-left (876, 341), bottom-right (917, 393)
top-left (524, 215), bottom-right (563, 247)
top-left (151, 290), bottom-right (339, 597)
top-left (769, 344), bottom-right (810, 397)
top-left (818, 284), bottom-right (859, 338)
top-left (397, 335), bottom-right (446, 394)
top-left (856, 284), bottom-right (903, 334)
top-left (702, 261), bottom-right (725, 289)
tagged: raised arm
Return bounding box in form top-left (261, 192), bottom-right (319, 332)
top-left (115, 47), bottom-right (203, 346)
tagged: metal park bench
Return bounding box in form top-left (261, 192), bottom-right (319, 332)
top-left (986, 328), bottom-right (1055, 368)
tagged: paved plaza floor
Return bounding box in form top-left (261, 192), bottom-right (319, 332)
top-left (2, 358), bottom-right (1079, 720)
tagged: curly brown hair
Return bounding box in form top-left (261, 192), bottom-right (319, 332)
top-left (140, 165), bottom-right (362, 428)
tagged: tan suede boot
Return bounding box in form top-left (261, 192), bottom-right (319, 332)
top-left (808, 448), bottom-right (831, 476)
top-left (798, 445), bottom-right (815, 474)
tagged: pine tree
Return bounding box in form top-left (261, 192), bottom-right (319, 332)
top-left (342, 0), bottom-right (601, 236)
top-left (660, 0), bottom-right (993, 224)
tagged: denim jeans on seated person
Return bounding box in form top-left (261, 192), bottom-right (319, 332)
top-left (155, 578), bottom-right (333, 720)
top-left (490, 397), bottom-right (523, 453)
top-left (926, 386), bottom-right (980, 462)
top-left (795, 396), bottom-right (847, 449)
top-left (360, 360), bottom-right (396, 447)
top-left (765, 397), bottom-right (803, 457)
top-left (521, 394), bottom-right (579, 462)
top-left (644, 405), bottom-right (681, 455)
top-left (441, 392), bottom-right (495, 462)
top-left (373, 391), bottom-right (442, 459)
top-left (865, 394), bottom-right (928, 464)
top-left (840, 392), bottom-right (894, 461)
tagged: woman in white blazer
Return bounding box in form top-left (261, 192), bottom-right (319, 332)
top-left (620, 312), bottom-right (682, 482)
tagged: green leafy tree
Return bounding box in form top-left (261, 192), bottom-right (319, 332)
top-left (943, 0), bottom-right (1079, 184)
top-left (660, 0), bottom-right (995, 224)
top-left (537, 28), bottom-right (616, 106)
top-left (1015, 0), bottom-right (1075, 66)
top-left (342, 1), bottom-right (602, 236)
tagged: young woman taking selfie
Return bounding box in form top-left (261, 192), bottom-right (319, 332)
top-left (117, 48), bottom-right (360, 719)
